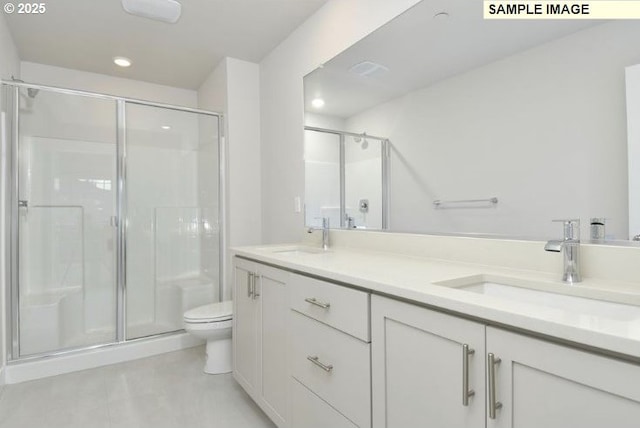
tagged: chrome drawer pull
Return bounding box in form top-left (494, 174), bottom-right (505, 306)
top-left (462, 344), bottom-right (475, 406)
top-left (253, 275), bottom-right (261, 300)
top-left (488, 353), bottom-right (503, 419)
top-left (307, 355), bottom-right (333, 372)
top-left (247, 272), bottom-right (254, 298)
top-left (304, 297), bottom-right (331, 309)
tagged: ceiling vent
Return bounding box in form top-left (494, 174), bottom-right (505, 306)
top-left (122, 0), bottom-right (182, 24)
top-left (349, 61), bottom-right (389, 78)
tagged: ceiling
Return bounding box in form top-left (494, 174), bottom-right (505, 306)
top-left (304, 0), bottom-right (601, 118)
top-left (5, 0), bottom-right (327, 89)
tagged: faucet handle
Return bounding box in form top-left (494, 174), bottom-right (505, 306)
top-left (552, 219), bottom-right (580, 240)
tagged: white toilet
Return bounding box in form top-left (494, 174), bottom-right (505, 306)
top-left (183, 300), bottom-right (233, 374)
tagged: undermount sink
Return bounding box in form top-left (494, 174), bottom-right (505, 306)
top-left (269, 246), bottom-right (325, 256)
top-left (435, 275), bottom-right (640, 322)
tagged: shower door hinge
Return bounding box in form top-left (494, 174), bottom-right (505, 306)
top-left (110, 216), bottom-right (118, 227)
top-left (18, 200), bottom-right (28, 208)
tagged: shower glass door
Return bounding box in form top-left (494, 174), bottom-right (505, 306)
top-left (124, 103), bottom-right (220, 340)
top-left (14, 86), bottom-right (118, 357)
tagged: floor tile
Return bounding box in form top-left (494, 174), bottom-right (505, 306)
top-left (0, 346), bottom-right (275, 428)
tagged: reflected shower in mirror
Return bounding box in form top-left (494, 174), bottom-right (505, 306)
top-left (304, 0), bottom-right (640, 242)
top-left (304, 120), bottom-right (389, 230)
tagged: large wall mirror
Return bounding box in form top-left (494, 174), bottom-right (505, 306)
top-left (303, 0), bottom-right (640, 243)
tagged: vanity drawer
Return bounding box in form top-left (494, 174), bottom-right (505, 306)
top-left (291, 377), bottom-right (359, 428)
top-left (290, 310), bottom-right (371, 428)
top-left (289, 273), bottom-right (370, 341)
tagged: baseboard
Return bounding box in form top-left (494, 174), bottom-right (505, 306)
top-left (5, 332), bottom-right (203, 384)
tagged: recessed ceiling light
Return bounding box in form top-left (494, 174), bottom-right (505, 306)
top-left (312, 98), bottom-right (325, 108)
top-left (434, 11), bottom-right (449, 19)
top-left (161, 125), bottom-right (171, 130)
top-left (113, 56), bottom-right (132, 67)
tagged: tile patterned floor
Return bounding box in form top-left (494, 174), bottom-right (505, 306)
top-left (0, 346), bottom-right (276, 428)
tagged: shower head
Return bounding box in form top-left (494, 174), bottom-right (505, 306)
top-left (353, 133), bottom-right (369, 149)
top-left (27, 88), bottom-right (39, 98)
top-left (360, 133), bottom-right (368, 150)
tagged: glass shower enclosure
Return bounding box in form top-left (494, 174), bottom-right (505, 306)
top-left (2, 82), bottom-right (223, 360)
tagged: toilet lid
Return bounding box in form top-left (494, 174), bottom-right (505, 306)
top-left (184, 301), bottom-right (233, 322)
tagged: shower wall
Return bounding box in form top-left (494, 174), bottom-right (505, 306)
top-left (344, 137), bottom-right (383, 229)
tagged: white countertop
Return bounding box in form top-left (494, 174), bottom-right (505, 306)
top-left (233, 244), bottom-right (640, 360)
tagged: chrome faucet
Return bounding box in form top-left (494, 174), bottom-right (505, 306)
top-left (307, 217), bottom-right (330, 251)
top-left (544, 219), bottom-right (581, 284)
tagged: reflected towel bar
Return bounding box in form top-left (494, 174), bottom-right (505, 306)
top-left (433, 197), bottom-right (498, 208)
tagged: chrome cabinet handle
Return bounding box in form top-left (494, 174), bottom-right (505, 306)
top-left (253, 275), bottom-right (261, 300)
top-left (247, 272), bottom-right (254, 298)
top-left (307, 355), bottom-right (333, 372)
top-left (462, 344), bottom-right (475, 406)
top-left (488, 353), bottom-right (503, 419)
top-left (304, 297), bottom-right (330, 309)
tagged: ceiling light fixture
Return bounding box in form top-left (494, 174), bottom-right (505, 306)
top-left (311, 98), bottom-right (325, 108)
top-left (161, 125), bottom-right (171, 130)
top-left (121, 0), bottom-right (182, 24)
top-left (113, 56), bottom-right (132, 67)
top-left (433, 11), bottom-right (450, 19)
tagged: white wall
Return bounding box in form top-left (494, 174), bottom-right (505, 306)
top-left (0, 11), bottom-right (20, 382)
top-left (198, 57), bottom-right (261, 300)
top-left (260, 0), bottom-right (422, 243)
top-left (344, 21), bottom-right (639, 240)
top-left (21, 62), bottom-right (197, 107)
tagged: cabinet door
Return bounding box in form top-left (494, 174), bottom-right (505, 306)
top-left (257, 264), bottom-right (290, 427)
top-left (371, 295), bottom-right (485, 428)
top-left (486, 327), bottom-right (640, 428)
top-left (233, 259), bottom-right (258, 395)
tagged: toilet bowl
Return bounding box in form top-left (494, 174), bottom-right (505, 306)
top-left (183, 300), bottom-right (233, 374)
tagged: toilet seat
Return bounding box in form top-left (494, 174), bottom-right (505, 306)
top-left (184, 300), bottom-right (232, 324)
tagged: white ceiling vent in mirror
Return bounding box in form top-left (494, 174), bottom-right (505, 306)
top-left (349, 61), bottom-right (389, 78)
top-left (121, 0), bottom-right (182, 24)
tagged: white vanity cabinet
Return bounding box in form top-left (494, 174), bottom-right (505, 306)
top-left (371, 295), bottom-right (486, 428)
top-left (289, 274), bottom-right (371, 428)
top-left (486, 327), bottom-right (640, 428)
top-left (233, 258), bottom-right (289, 427)
top-left (372, 294), bottom-right (640, 428)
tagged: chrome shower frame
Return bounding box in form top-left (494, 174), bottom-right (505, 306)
top-left (2, 80), bottom-right (225, 363)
